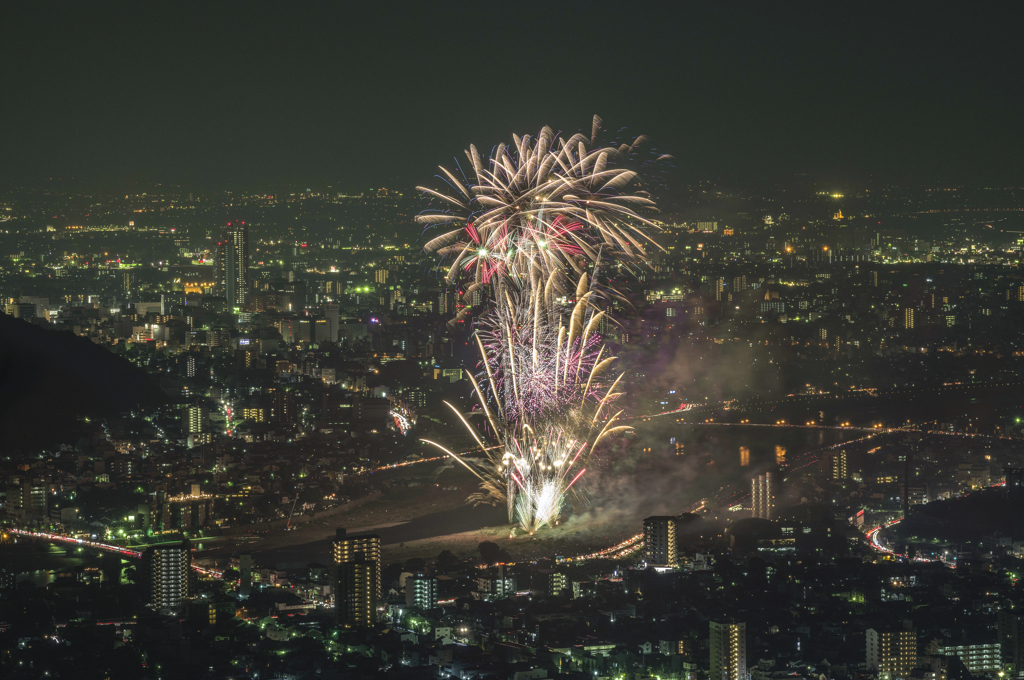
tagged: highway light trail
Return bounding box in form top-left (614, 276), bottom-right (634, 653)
top-left (9, 529), bottom-right (224, 578)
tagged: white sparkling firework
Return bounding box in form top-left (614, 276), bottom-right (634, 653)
top-left (422, 284), bottom-right (629, 534)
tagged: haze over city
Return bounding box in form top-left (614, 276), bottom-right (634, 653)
top-left (2, 3), bottom-right (1024, 680)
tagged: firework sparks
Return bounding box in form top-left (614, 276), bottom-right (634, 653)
top-left (418, 116), bottom-right (667, 323)
top-left (421, 117), bottom-right (662, 534)
top-left (422, 280), bottom-right (629, 534)
top-left (475, 273), bottom-right (617, 423)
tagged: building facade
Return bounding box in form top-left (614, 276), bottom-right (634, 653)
top-left (643, 516), bottom-right (678, 567)
top-left (220, 221), bottom-right (250, 309)
top-left (867, 628), bottom-right (917, 679)
top-left (752, 471), bottom-right (776, 519)
top-left (405, 575), bottom-right (438, 609)
top-left (144, 541), bottom-right (192, 611)
top-left (333, 528), bottom-right (381, 627)
top-left (710, 620), bottom-right (747, 680)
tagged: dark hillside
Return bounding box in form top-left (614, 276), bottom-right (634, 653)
top-left (0, 315), bottom-right (166, 450)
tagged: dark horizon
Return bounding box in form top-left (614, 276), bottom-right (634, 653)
top-left (2, 2), bottom-right (1023, 191)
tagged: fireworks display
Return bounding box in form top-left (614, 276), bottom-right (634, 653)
top-left (418, 115), bottom-right (668, 324)
top-left (423, 285), bottom-right (630, 533)
top-left (419, 117), bottom-right (662, 534)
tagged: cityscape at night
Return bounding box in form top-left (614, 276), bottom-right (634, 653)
top-left (2, 3), bottom-right (1024, 680)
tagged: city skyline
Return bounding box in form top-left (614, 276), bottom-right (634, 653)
top-left (4, 4), bottom-right (1024, 679)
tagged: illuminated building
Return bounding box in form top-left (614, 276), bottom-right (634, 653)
top-left (242, 407), bottom-right (266, 422)
top-left (5, 479), bottom-right (48, 521)
top-left (183, 405), bottom-right (209, 435)
top-left (832, 450), bottom-right (848, 480)
top-left (477, 569), bottom-right (518, 600)
top-left (903, 308), bottom-right (915, 330)
top-left (752, 471), bottom-right (776, 519)
top-left (643, 516), bottom-right (678, 567)
top-left (710, 620), bottom-right (747, 680)
top-left (547, 571), bottom-right (568, 596)
top-left (238, 348), bottom-right (259, 369)
top-left (5, 300), bottom-right (36, 319)
top-left (660, 639), bottom-right (689, 656)
top-left (143, 540), bottom-right (192, 611)
top-left (715, 277), bottom-right (725, 302)
top-left (218, 221), bottom-right (250, 309)
top-left (333, 528), bottom-right (380, 627)
top-left (867, 628), bottom-right (917, 678)
top-left (405, 574), bottom-right (438, 609)
top-left (156, 484), bottom-right (213, 531)
top-left (937, 642), bottom-right (1000, 674)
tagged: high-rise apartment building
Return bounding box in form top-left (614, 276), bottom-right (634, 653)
top-left (183, 405), bottom-right (209, 435)
top-left (643, 516), bottom-right (678, 567)
top-left (405, 574), bottom-right (438, 610)
top-left (832, 450), bottom-right (848, 481)
top-left (999, 611), bottom-right (1024, 670)
top-left (218, 221), bottom-right (250, 309)
top-left (710, 620), bottom-right (747, 680)
top-left (867, 628), bottom-right (917, 679)
top-left (333, 528), bottom-right (381, 627)
top-left (143, 541), bottom-right (192, 611)
top-left (903, 307), bottom-right (915, 330)
top-left (547, 571), bottom-right (568, 596)
top-left (752, 472), bottom-right (776, 519)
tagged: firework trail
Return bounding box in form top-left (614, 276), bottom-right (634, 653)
top-left (422, 279), bottom-right (629, 533)
top-left (476, 272), bottom-right (616, 423)
top-left (419, 117), bottom-right (663, 534)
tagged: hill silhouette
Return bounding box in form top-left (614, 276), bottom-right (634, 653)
top-left (0, 315), bottom-right (167, 450)
top-left (898, 487), bottom-right (1024, 543)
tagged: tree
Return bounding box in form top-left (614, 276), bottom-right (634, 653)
top-left (477, 541), bottom-right (511, 564)
top-left (436, 549), bottom-right (461, 572)
top-left (404, 557), bottom-right (426, 573)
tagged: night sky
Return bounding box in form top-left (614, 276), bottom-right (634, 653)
top-left (2, 2), bottom-right (1022, 190)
